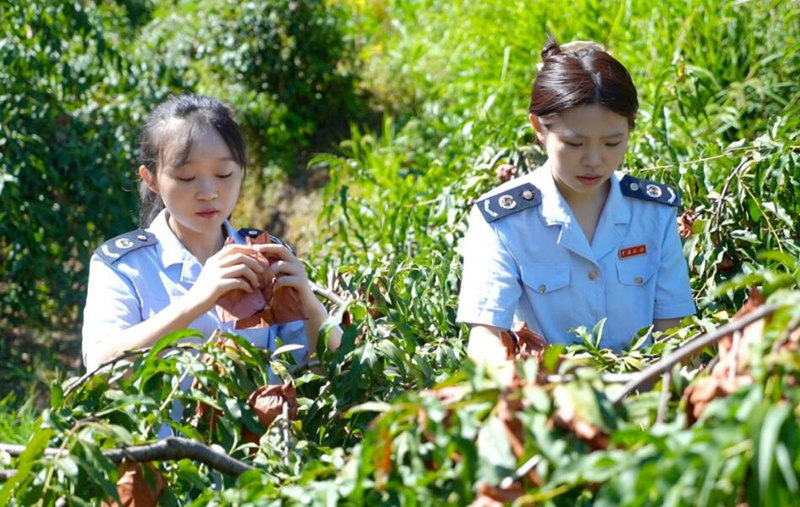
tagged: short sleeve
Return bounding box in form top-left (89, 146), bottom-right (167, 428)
top-left (456, 204), bottom-right (522, 329)
top-left (82, 256), bottom-right (142, 368)
top-left (274, 319), bottom-right (309, 364)
top-left (653, 208), bottom-right (696, 319)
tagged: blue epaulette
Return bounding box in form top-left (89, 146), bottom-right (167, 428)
top-left (620, 174), bottom-right (681, 207)
top-left (94, 229), bottom-right (157, 265)
top-left (477, 182), bottom-right (542, 223)
top-left (237, 228), bottom-right (296, 256)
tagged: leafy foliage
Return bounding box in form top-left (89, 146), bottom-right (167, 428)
top-left (1, 0), bottom-right (360, 326)
top-left (3, 0), bottom-right (800, 504)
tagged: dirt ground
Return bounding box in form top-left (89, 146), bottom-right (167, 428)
top-left (0, 326), bottom-right (82, 408)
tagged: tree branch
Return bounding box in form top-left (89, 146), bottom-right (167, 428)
top-left (611, 303), bottom-right (780, 404)
top-left (64, 343), bottom-right (200, 397)
top-left (0, 437), bottom-right (253, 481)
top-left (309, 281), bottom-right (348, 307)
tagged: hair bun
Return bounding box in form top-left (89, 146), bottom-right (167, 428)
top-left (540, 38), bottom-right (562, 61)
top-left (560, 40), bottom-right (606, 53)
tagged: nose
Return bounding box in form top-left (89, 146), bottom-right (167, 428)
top-left (196, 176), bottom-right (218, 201)
top-left (583, 145), bottom-right (602, 168)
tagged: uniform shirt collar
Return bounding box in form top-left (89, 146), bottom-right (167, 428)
top-left (147, 209), bottom-right (242, 282)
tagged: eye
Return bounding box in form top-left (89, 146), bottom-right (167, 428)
top-left (177, 177), bottom-right (195, 182)
top-left (217, 172), bottom-right (233, 179)
top-left (564, 141), bottom-right (583, 147)
top-left (606, 141), bottom-right (622, 147)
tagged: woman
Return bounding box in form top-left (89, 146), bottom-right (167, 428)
top-left (457, 40), bottom-right (695, 367)
top-left (82, 94), bottom-right (341, 371)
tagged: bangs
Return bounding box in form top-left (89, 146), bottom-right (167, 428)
top-left (157, 117), bottom-right (206, 170)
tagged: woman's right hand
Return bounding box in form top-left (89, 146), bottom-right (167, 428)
top-left (185, 245), bottom-right (265, 312)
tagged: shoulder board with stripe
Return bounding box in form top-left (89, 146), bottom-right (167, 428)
top-left (94, 229), bottom-right (157, 265)
top-left (477, 182), bottom-right (542, 223)
top-left (620, 174), bottom-right (681, 207)
top-left (237, 228), bottom-right (297, 256)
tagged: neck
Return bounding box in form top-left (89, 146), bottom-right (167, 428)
top-left (166, 213), bottom-right (225, 264)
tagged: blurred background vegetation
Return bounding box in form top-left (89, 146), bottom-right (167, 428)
top-left (2, 0), bottom-right (800, 503)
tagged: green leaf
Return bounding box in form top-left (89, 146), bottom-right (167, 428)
top-left (0, 426), bottom-right (54, 505)
top-left (757, 403), bottom-right (791, 500)
top-left (346, 401), bottom-right (391, 417)
top-left (272, 343), bottom-right (305, 358)
top-left (476, 416), bottom-right (516, 484)
top-left (775, 442), bottom-right (799, 493)
top-left (54, 456), bottom-right (79, 479)
top-left (543, 343), bottom-right (565, 373)
top-left (225, 397), bottom-right (243, 421)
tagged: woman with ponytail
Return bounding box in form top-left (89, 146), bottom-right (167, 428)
top-left (82, 94), bottom-right (340, 371)
top-left (457, 39), bottom-right (695, 370)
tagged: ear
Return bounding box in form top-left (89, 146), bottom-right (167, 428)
top-left (138, 165), bottom-right (159, 193)
top-left (529, 113), bottom-right (546, 144)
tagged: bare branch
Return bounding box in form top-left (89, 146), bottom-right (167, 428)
top-left (611, 303), bottom-right (780, 404)
top-left (309, 281), bottom-right (348, 307)
top-left (0, 437), bottom-right (253, 479)
top-left (64, 343), bottom-right (201, 397)
top-left (104, 437), bottom-right (254, 476)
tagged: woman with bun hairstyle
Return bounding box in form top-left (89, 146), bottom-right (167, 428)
top-left (82, 94), bottom-right (341, 372)
top-left (457, 39), bottom-right (695, 368)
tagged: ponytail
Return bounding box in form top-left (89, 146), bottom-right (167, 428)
top-left (138, 181), bottom-right (165, 228)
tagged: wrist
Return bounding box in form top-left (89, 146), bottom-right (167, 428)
top-left (181, 288), bottom-right (214, 319)
top-left (300, 290), bottom-right (327, 320)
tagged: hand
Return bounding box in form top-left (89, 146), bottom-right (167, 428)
top-left (252, 243), bottom-right (321, 314)
top-left (186, 244), bottom-right (266, 313)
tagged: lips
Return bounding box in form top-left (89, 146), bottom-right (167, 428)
top-left (577, 175), bottom-right (602, 185)
top-left (196, 209), bottom-right (219, 218)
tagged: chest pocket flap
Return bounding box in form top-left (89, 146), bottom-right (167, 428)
top-left (519, 261), bottom-right (570, 295)
top-left (616, 256), bottom-right (657, 286)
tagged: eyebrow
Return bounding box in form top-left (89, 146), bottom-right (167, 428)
top-left (179, 156), bottom-right (237, 166)
top-left (561, 131), bottom-right (625, 139)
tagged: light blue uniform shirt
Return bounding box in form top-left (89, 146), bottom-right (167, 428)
top-left (457, 164), bottom-right (695, 351)
top-left (82, 208), bottom-right (308, 369)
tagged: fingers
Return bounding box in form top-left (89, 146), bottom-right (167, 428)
top-left (216, 251), bottom-right (265, 274)
top-left (273, 274), bottom-right (309, 291)
top-left (220, 277), bottom-right (255, 294)
top-left (216, 244), bottom-right (258, 258)
top-left (252, 243), bottom-right (294, 260)
top-left (220, 263), bottom-right (261, 290)
top-left (267, 259), bottom-right (304, 277)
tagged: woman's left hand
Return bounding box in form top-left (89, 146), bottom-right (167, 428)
top-left (252, 244), bottom-right (320, 310)
top-left (252, 243), bottom-right (341, 352)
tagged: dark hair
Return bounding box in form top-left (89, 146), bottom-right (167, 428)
top-left (138, 94), bottom-right (247, 227)
top-left (529, 38), bottom-right (638, 128)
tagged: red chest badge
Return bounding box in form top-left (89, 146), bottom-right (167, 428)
top-left (619, 244), bottom-right (647, 259)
